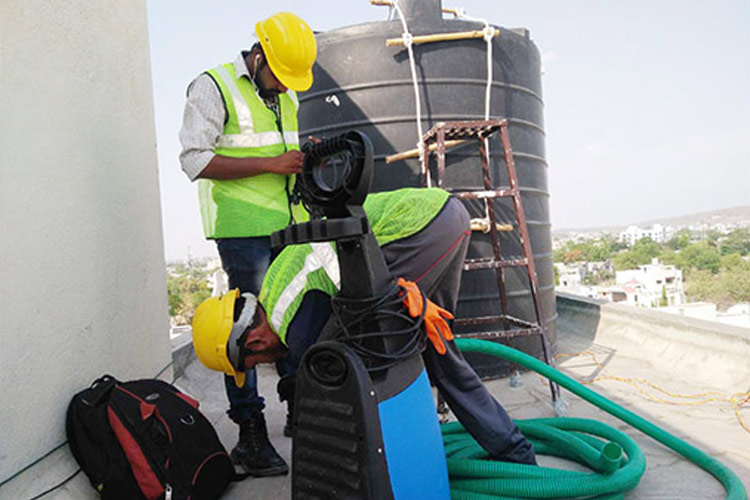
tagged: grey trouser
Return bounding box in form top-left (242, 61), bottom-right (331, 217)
top-left (381, 197), bottom-right (536, 464)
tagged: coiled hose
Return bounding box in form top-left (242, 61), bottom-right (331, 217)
top-left (444, 338), bottom-right (747, 500)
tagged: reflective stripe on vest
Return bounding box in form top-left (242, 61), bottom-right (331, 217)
top-left (261, 242), bottom-right (340, 344)
top-left (198, 62), bottom-right (301, 238)
top-left (213, 65), bottom-right (299, 149)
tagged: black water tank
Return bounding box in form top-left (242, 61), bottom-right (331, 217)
top-left (299, 0), bottom-right (556, 377)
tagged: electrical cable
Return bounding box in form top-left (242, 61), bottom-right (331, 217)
top-left (22, 470), bottom-right (82, 500)
top-left (555, 349), bottom-right (750, 433)
top-left (331, 280), bottom-right (427, 371)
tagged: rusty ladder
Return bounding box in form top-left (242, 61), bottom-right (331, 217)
top-left (420, 119), bottom-right (561, 407)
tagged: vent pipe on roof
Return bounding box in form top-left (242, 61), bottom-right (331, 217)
top-left (396, 0), bottom-right (443, 24)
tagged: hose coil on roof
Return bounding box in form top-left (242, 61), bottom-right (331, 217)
top-left (445, 339), bottom-right (748, 500)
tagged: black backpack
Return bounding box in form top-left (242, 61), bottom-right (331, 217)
top-left (66, 375), bottom-right (235, 500)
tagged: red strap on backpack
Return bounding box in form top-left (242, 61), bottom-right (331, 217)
top-left (107, 407), bottom-right (164, 500)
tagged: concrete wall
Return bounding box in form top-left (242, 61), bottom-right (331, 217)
top-left (0, 0), bottom-right (171, 482)
top-left (556, 293), bottom-right (750, 390)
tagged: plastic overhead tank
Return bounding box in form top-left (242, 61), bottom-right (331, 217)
top-left (299, 0), bottom-right (555, 377)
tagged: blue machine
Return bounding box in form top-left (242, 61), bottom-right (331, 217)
top-left (379, 369), bottom-right (450, 499)
top-left (271, 131), bottom-right (450, 500)
top-left (292, 342), bottom-right (449, 500)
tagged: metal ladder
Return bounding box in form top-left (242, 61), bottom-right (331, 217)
top-left (419, 119), bottom-right (561, 407)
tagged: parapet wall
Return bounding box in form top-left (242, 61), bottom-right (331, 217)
top-left (556, 293), bottom-right (750, 391)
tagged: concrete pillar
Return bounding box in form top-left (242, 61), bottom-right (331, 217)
top-left (0, 0), bottom-right (171, 481)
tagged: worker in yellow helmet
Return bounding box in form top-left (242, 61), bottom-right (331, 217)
top-left (179, 12), bottom-right (317, 477)
top-left (193, 188), bottom-right (538, 466)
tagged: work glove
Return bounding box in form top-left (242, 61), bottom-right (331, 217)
top-left (397, 277), bottom-right (454, 355)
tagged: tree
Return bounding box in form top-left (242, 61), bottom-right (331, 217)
top-left (665, 229), bottom-right (690, 251)
top-left (613, 237), bottom-right (661, 270)
top-left (610, 240), bottom-right (630, 252)
top-left (583, 268), bottom-right (614, 286)
top-left (166, 265), bottom-right (213, 325)
top-left (658, 248), bottom-right (677, 266)
top-left (685, 269), bottom-right (724, 304)
top-left (675, 242), bottom-right (721, 274)
top-left (612, 250), bottom-right (638, 271)
top-left (685, 266), bottom-right (750, 309)
top-left (589, 240), bottom-right (612, 261)
top-left (554, 238), bottom-right (615, 264)
top-left (720, 253), bottom-right (750, 271)
top-left (630, 237), bottom-right (662, 264)
top-left (563, 248), bottom-right (584, 264)
top-left (705, 229), bottom-right (722, 248)
top-left (720, 228), bottom-right (750, 256)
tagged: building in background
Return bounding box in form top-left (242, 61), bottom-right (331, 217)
top-left (614, 258), bottom-right (684, 307)
top-left (618, 224), bottom-right (673, 245)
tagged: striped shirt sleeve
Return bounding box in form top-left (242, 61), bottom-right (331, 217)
top-left (178, 73), bottom-right (225, 181)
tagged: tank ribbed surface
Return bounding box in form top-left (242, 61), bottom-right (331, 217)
top-left (299, 1), bottom-right (555, 375)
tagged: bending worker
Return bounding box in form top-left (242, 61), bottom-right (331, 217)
top-left (194, 187), bottom-right (537, 465)
top-left (178, 12), bottom-right (316, 476)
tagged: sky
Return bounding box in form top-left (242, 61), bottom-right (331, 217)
top-left (147, 0), bottom-right (750, 261)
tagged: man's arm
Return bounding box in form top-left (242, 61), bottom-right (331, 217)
top-left (178, 74), bottom-right (304, 181)
top-left (283, 291), bottom-right (333, 369)
top-left (198, 150), bottom-right (303, 180)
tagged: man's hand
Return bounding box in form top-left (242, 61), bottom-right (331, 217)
top-left (269, 150), bottom-right (305, 175)
top-left (243, 345), bottom-right (288, 369)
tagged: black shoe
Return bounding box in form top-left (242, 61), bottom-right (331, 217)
top-left (277, 375), bottom-right (295, 438)
top-left (283, 407), bottom-right (293, 438)
top-left (231, 411), bottom-right (289, 476)
top-left (490, 440), bottom-right (538, 466)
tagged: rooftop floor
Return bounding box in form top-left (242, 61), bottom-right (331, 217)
top-left (4, 296), bottom-right (749, 499)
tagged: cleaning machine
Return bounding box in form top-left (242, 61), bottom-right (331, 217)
top-left (271, 130), bottom-right (450, 500)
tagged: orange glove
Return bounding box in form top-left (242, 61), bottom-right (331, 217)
top-left (397, 278), bottom-right (454, 355)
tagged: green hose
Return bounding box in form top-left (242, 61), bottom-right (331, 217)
top-left (443, 338), bottom-right (747, 500)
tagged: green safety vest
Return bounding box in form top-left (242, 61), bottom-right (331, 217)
top-left (198, 61), bottom-right (306, 238)
top-left (259, 187), bottom-right (451, 343)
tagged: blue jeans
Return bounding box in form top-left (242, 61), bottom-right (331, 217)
top-left (216, 237), bottom-right (271, 424)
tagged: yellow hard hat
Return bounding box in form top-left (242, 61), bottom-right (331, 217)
top-left (192, 289), bottom-right (259, 388)
top-left (255, 12), bottom-right (317, 92)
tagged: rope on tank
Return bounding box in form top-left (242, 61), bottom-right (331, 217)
top-left (444, 8), bottom-right (495, 120)
top-left (372, 1), bottom-right (500, 174)
top-left (389, 0), bottom-right (429, 184)
top-left (443, 7), bottom-right (496, 225)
